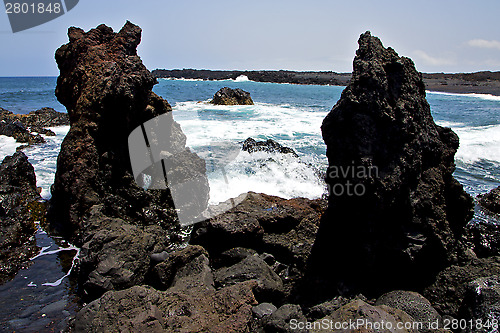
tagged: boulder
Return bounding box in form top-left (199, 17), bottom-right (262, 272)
top-left (466, 221), bottom-right (500, 257)
top-left (75, 205), bottom-right (171, 300)
top-left (214, 254), bottom-right (284, 302)
top-left (424, 256), bottom-right (500, 317)
top-left (72, 281), bottom-right (258, 333)
top-left (305, 296), bottom-right (350, 320)
top-left (252, 303), bottom-right (278, 319)
top-left (210, 87), bottom-right (254, 105)
top-left (308, 31), bottom-right (473, 297)
top-left (460, 275), bottom-right (500, 333)
top-left (375, 290), bottom-right (442, 333)
top-left (152, 245), bottom-right (210, 290)
top-left (261, 304), bottom-right (307, 333)
top-left (0, 152), bottom-right (41, 284)
top-left (242, 138), bottom-right (299, 157)
top-left (479, 186), bottom-right (500, 215)
top-left (192, 192), bottom-right (326, 301)
top-left (311, 299), bottom-right (418, 333)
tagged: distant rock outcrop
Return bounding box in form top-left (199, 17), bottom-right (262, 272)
top-left (0, 152), bottom-right (41, 284)
top-left (20, 107), bottom-right (69, 128)
top-left (0, 107), bottom-right (68, 144)
top-left (242, 137), bottom-right (298, 157)
top-left (308, 31), bottom-right (474, 297)
top-left (210, 87), bottom-right (254, 105)
top-left (48, 22), bottom-right (209, 299)
top-left (0, 108), bottom-right (44, 144)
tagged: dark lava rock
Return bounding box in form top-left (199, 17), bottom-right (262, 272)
top-left (0, 152), bottom-right (41, 284)
top-left (72, 281), bottom-right (258, 333)
top-left (47, 22), bottom-right (209, 301)
top-left (260, 304), bottom-right (307, 333)
top-left (210, 87), bottom-right (254, 105)
top-left (460, 275), bottom-right (500, 333)
top-left (0, 107), bottom-right (67, 145)
top-left (48, 22), bottom-right (209, 240)
top-left (310, 300), bottom-right (419, 333)
top-left (216, 247), bottom-right (258, 268)
top-left (308, 31), bottom-right (473, 297)
top-left (193, 192), bottom-right (325, 288)
top-left (75, 205), bottom-right (171, 300)
top-left (424, 256), bottom-right (500, 317)
top-left (376, 290), bottom-right (442, 333)
top-left (19, 107), bottom-right (69, 128)
top-left (214, 254), bottom-right (284, 302)
top-left (0, 118), bottom-right (45, 144)
top-left (242, 138), bottom-right (299, 157)
top-left (305, 296), bottom-right (350, 320)
top-left (152, 245), bottom-right (210, 290)
top-left (192, 192), bottom-right (325, 303)
top-left (253, 303), bottom-right (278, 319)
top-left (479, 186), bottom-right (500, 215)
top-left (466, 221), bottom-right (500, 257)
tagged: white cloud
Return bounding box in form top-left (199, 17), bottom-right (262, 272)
top-left (467, 39), bottom-right (500, 50)
top-left (413, 50), bottom-right (456, 66)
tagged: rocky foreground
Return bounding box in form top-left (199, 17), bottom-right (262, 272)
top-left (2, 22), bottom-right (500, 332)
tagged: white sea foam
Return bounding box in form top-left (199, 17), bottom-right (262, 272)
top-left (207, 151), bottom-right (325, 205)
top-left (235, 75), bottom-right (250, 82)
top-left (172, 101), bottom-right (327, 204)
top-left (0, 135), bottom-right (23, 161)
top-left (23, 126), bottom-right (68, 199)
top-left (454, 124), bottom-right (500, 164)
top-left (173, 101), bottom-right (327, 152)
top-left (427, 90), bottom-right (500, 102)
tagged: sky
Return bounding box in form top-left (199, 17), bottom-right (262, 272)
top-left (1, 0), bottom-right (500, 76)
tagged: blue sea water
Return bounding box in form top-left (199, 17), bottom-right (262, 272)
top-left (0, 76), bottom-right (499, 330)
top-left (1, 76), bottom-right (499, 202)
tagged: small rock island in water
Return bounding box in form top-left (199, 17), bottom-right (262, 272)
top-left (210, 87), bottom-right (254, 105)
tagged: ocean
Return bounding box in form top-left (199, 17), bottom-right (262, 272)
top-left (0, 76), bottom-right (499, 330)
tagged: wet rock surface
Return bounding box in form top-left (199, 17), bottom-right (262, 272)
top-left (309, 31), bottom-right (474, 298)
top-left (424, 256), bottom-right (500, 317)
top-left (0, 107), bottom-right (68, 145)
top-left (479, 186), bottom-right (500, 215)
top-left (242, 137), bottom-right (299, 157)
top-left (0, 151), bottom-right (41, 284)
top-left (460, 275), bottom-right (500, 333)
top-left (210, 87), bottom-right (254, 105)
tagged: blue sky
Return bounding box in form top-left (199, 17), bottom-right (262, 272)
top-left (1, 0), bottom-right (500, 76)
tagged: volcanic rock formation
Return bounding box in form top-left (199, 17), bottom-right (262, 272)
top-left (308, 31), bottom-right (474, 297)
top-left (48, 22), bottom-right (209, 299)
top-left (0, 152), bottom-right (41, 283)
top-left (210, 87), bottom-right (254, 105)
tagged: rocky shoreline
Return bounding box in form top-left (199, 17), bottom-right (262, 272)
top-left (152, 69), bottom-right (500, 96)
top-left (1, 22), bottom-right (500, 332)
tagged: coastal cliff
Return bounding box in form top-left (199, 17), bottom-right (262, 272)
top-left (153, 69), bottom-right (500, 96)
